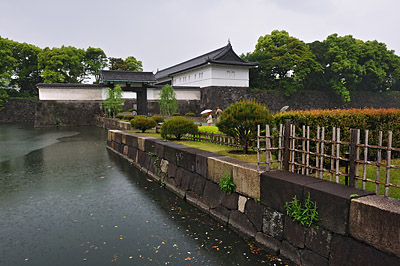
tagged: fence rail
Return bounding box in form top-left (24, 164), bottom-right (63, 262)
top-left (258, 121), bottom-right (400, 198)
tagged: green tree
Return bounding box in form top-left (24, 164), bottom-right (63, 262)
top-left (247, 30), bottom-right (322, 95)
top-left (102, 85), bottom-right (124, 118)
top-left (38, 46), bottom-right (86, 83)
top-left (109, 56), bottom-right (143, 71)
top-left (158, 84), bottom-right (178, 116)
top-left (85, 47), bottom-right (107, 83)
top-left (130, 115), bottom-right (156, 133)
top-left (217, 100), bottom-right (272, 154)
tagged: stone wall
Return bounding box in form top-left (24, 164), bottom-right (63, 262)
top-left (107, 130), bottom-right (400, 266)
top-left (34, 100), bottom-right (103, 127)
top-left (201, 87), bottom-right (400, 112)
top-left (0, 99), bottom-right (37, 123)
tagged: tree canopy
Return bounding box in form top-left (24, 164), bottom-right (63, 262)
top-left (109, 56), bottom-right (143, 71)
top-left (244, 30), bottom-right (400, 102)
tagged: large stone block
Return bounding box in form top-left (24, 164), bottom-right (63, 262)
top-left (180, 169), bottom-right (194, 191)
top-left (128, 147), bottom-right (137, 162)
top-left (284, 217), bottom-right (305, 248)
top-left (305, 225), bottom-right (332, 258)
top-left (125, 134), bottom-right (134, 147)
top-left (195, 150), bottom-right (223, 178)
top-left (210, 205), bottom-right (230, 225)
top-left (260, 170), bottom-right (322, 212)
top-left (176, 147), bottom-right (197, 173)
top-left (232, 162), bottom-right (263, 199)
top-left (144, 138), bottom-right (157, 154)
top-left (245, 199), bottom-right (266, 232)
top-left (167, 163), bottom-right (178, 179)
top-left (228, 210), bottom-right (257, 239)
top-left (186, 191), bottom-right (210, 213)
top-left (221, 192), bottom-right (239, 210)
top-left (280, 240), bottom-right (301, 266)
top-left (189, 173), bottom-right (206, 196)
top-left (203, 180), bottom-right (224, 208)
top-left (207, 156), bottom-right (236, 183)
top-left (255, 232), bottom-right (281, 255)
top-left (163, 142), bottom-right (188, 165)
top-left (301, 249), bottom-right (328, 266)
top-left (304, 180), bottom-right (373, 235)
top-left (114, 131), bottom-right (122, 144)
top-left (330, 234), bottom-right (400, 266)
top-left (350, 195), bottom-right (400, 257)
top-left (121, 133), bottom-right (127, 144)
top-left (136, 136), bottom-right (150, 151)
top-left (263, 206), bottom-right (284, 239)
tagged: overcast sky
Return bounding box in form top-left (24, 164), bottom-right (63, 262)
top-left (1, 0), bottom-right (399, 73)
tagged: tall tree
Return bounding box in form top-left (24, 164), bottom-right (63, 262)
top-left (158, 84), bottom-right (178, 116)
top-left (248, 30), bottom-right (322, 96)
top-left (109, 56), bottom-right (143, 71)
top-left (38, 46), bottom-right (86, 83)
top-left (85, 47), bottom-right (107, 83)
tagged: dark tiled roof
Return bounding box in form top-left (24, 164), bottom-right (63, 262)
top-left (99, 70), bottom-right (157, 83)
top-left (37, 83), bottom-right (105, 88)
top-left (155, 43), bottom-right (258, 80)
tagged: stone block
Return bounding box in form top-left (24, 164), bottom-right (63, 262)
top-left (221, 192), bottom-right (238, 210)
top-left (176, 147), bottom-right (197, 173)
top-left (108, 130), bottom-right (112, 141)
top-left (115, 132), bottom-right (122, 144)
top-left (245, 199), bottom-right (266, 232)
top-left (137, 150), bottom-right (149, 169)
top-left (123, 145), bottom-right (129, 156)
top-left (144, 138), bottom-right (157, 154)
top-left (180, 169), bottom-right (194, 191)
top-left (263, 206), bottom-right (284, 239)
top-left (304, 180), bottom-right (373, 235)
top-left (195, 150), bottom-right (223, 178)
top-left (128, 147), bottom-right (137, 162)
top-left (280, 240), bottom-right (301, 266)
top-left (125, 134), bottom-right (133, 147)
top-left (189, 174), bottom-right (206, 196)
top-left (121, 133), bottom-right (127, 144)
top-left (232, 162), bottom-right (262, 199)
top-left (154, 141), bottom-right (165, 159)
top-left (255, 232), bottom-right (281, 255)
top-left (186, 191), bottom-right (210, 213)
top-left (207, 156), bottom-right (237, 183)
top-left (305, 225), bottom-right (332, 258)
top-left (284, 217), bottom-right (305, 248)
top-left (137, 136), bottom-right (146, 151)
top-left (349, 195), bottom-right (400, 257)
top-left (203, 180), bottom-right (224, 209)
top-left (238, 195), bottom-right (247, 213)
top-left (301, 249), bottom-right (328, 266)
top-left (163, 142), bottom-right (188, 165)
top-left (174, 167), bottom-right (184, 187)
top-left (114, 143), bottom-right (121, 154)
top-left (167, 163), bottom-right (178, 179)
top-left (330, 234), bottom-right (400, 266)
top-left (228, 210), bottom-right (257, 240)
top-left (210, 205), bottom-right (230, 225)
top-left (165, 175), bottom-right (177, 189)
top-left (260, 170), bottom-right (322, 213)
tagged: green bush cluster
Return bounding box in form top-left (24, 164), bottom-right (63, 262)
top-left (160, 117), bottom-right (198, 140)
top-left (151, 115), bottom-right (164, 124)
top-left (115, 114), bottom-right (124, 120)
top-left (130, 115), bottom-right (156, 133)
top-left (185, 112), bottom-right (196, 117)
top-left (123, 114), bottom-right (135, 121)
top-left (172, 112), bottom-right (181, 116)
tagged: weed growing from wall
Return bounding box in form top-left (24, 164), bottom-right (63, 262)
top-left (284, 193), bottom-right (319, 227)
top-left (218, 171), bottom-right (236, 194)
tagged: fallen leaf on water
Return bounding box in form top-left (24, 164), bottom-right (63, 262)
top-left (185, 257), bottom-right (192, 261)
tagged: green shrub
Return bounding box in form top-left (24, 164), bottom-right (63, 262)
top-left (128, 109), bottom-right (133, 112)
top-left (151, 115), bottom-right (164, 124)
top-left (130, 115), bottom-right (157, 133)
top-left (198, 126), bottom-right (222, 134)
top-left (219, 171), bottom-right (236, 194)
top-left (160, 117), bottom-right (198, 140)
top-left (284, 193), bottom-right (319, 227)
top-left (185, 112), bottom-right (196, 117)
top-left (217, 99), bottom-right (272, 154)
top-left (172, 112), bottom-right (181, 116)
top-left (115, 114), bottom-right (124, 120)
top-left (123, 114), bottom-right (135, 121)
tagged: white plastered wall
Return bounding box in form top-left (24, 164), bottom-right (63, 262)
top-left (39, 87), bottom-right (108, 100)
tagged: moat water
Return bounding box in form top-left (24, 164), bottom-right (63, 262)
top-left (0, 124), bottom-right (291, 266)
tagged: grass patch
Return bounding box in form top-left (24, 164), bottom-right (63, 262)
top-left (198, 126), bottom-right (222, 134)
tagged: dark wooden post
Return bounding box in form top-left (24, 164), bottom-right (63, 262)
top-left (348, 129), bottom-right (359, 187)
top-left (283, 119), bottom-right (291, 171)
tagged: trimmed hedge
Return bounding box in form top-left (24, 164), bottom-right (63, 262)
top-left (115, 114), bottom-right (124, 120)
top-left (130, 115), bottom-right (156, 133)
top-left (160, 117), bottom-right (198, 140)
top-left (123, 114), bottom-right (135, 121)
top-left (151, 115), bottom-right (164, 124)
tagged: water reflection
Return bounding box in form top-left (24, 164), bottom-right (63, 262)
top-left (0, 125), bottom-right (291, 266)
